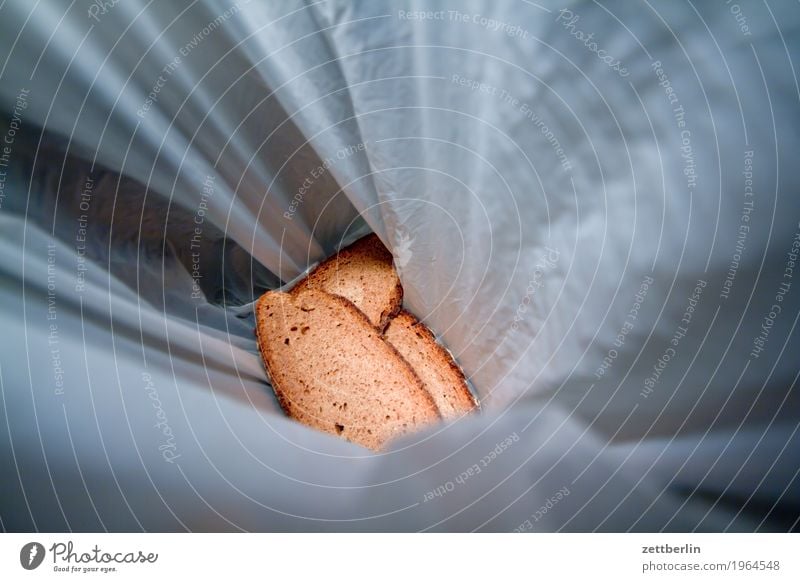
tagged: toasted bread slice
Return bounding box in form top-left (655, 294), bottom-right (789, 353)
top-left (384, 311), bottom-right (477, 419)
top-left (255, 290), bottom-right (440, 450)
top-left (292, 234), bottom-right (402, 330)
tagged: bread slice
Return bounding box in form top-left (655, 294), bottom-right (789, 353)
top-left (384, 311), bottom-right (477, 419)
top-left (292, 234), bottom-right (402, 330)
top-left (255, 289), bottom-right (440, 450)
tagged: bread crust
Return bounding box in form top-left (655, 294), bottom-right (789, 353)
top-left (384, 310), bottom-right (478, 418)
top-left (255, 290), bottom-right (439, 450)
top-left (291, 234), bottom-right (402, 330)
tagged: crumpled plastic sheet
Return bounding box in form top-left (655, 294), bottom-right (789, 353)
top-left (0, 0), bottom-right (798, 531)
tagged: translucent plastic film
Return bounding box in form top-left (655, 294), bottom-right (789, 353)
top-left (0, 1), bottom-right (798, 531)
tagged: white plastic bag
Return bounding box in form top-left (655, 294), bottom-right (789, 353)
top-left (1, 0), bottom-right (797, 531)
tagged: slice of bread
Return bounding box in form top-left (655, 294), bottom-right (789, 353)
top-left (292, 234), bottom-right (402, 330)
top-left (384, 311), bottom-right (478, 419)
top-left (255, 289), bottom-right (440, 450)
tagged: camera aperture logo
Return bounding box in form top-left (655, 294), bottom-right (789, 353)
top-left (20, 542), bottom-right (45, 570)
top-left (19, 541), bottom-right (158, 574)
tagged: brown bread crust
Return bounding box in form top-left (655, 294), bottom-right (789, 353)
top-left (384, 310), bottom-right (478, 419)
top-left (255, 290), bottom-right (439, 450)
top-left (291, 234), bottom-right (402, 330)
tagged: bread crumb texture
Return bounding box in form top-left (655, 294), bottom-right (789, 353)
top-left (256, 290), bottom-right (439, 450)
